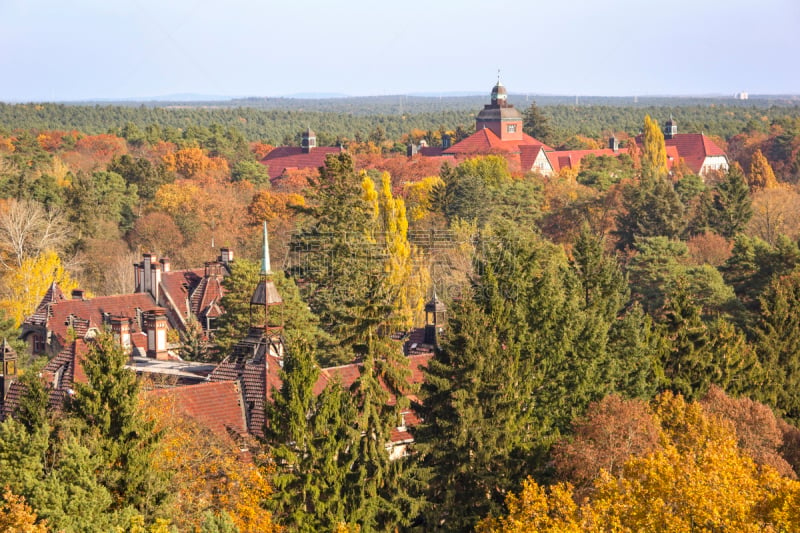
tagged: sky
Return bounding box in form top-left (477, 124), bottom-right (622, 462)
top-left (1, 0), bottom-right (799, 102)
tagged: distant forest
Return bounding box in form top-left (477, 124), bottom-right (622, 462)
top-left (1, 93), bottom-right (799, 147)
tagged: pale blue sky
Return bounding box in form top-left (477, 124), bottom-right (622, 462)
top-left (2, 0), bottom-right (799, 101)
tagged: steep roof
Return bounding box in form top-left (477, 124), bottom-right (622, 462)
top-left (41, 340), bottom-right (91, 411)
top-left (24, 281), bottom-right (67, 327)
top-left (209, 334), bottom-right (284, 439)
top-left (664, 133), bottom-right (727, 174)
top-left (146, 381), bottom-right (248, 442)
top-left (260, 146), bottom-right (343, 179)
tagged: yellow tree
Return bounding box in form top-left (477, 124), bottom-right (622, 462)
top-left (0, 487), bottom-right (48, 533)
top-left (0, 249), bottom-right (79, 326)
top-left (642, 115), bottom-right (668, 179)
top-left (478, 392), bottom-right (800, 533)
top-left (142, 394), bottom-right (276, 533)
top-left (404, 175), bottom-right (444, 222)
top-left (748, 149), bottom-right (779, 190)
top-left (377, 172), bottom-right (428, 330)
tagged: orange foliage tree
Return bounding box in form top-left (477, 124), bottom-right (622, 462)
top-left (142, 394), bottom-right (276, 533)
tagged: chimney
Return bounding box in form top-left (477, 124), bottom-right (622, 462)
top-left (301, 128), bottom-right (316, 154)
top-left (407, 143), bottom-right (418, 157)
top-left (109, 316), bottom-right (131, 350)
top-left (150, 262), bottom-right (161, 303)
top-left (220, 248), bottom-right (233, 265)
top-left (159, 257), bottom-right (170, 273)
top-left (133, 262), bottom-right (142, 292)
top-left (442, 134), bottom-right (452, 149)
top-left (71, 289), bottom-right (85, 300)
top-left (142, 254), bottom-right (154, 294)
top-left (609, 136), bottom-right (619, 152)
top-left (144, 309), bottom-right (169, 360)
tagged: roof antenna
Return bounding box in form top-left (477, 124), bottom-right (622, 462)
top-left (497, 68), bottom-right (501, 84)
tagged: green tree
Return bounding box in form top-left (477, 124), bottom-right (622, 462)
top-left (290, 153), bottom-right (390, 360)
top-left (215, 259), bottom-right (323, 359)
top-left (522, 101), bottom-right (554, 146)
top-left (615, 175), bottom-right (686, 250)
top-left (69, 333), bottom-right (169, 521)
top-left (267, 341), bottom-right (357, 531)
top-left (108, 154), bottom-right (173, 201)
top-left (753, 269), bottom-right (800, 423)
top-left (703, 162), bottom-right (752, 238)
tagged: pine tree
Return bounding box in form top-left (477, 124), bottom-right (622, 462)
top-left (290, 153), bottom-right (387, 358)
top-left (345, 338), bottom-right (425, 531)
top-left (615, 175), bottom-right (686, 250)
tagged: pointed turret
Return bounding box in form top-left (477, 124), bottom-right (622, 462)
top-left (260, 221), bottom-right (272, 276)
top-left (250, 222), bottom-right (283, 338)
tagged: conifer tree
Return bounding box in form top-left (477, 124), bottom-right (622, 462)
top-left (69, 332), bottom-right (169, 521)
top-left (290, 153), bottom-right (387, 358)
top-left (753, 270), bottom-right (800, 423)
top-left (267, 341), bottom-right (357, 531)
top-left (706, 162), bottom-right (753, 238)
top-left (615, 175), bottom-right (686, 250)
top-left (522, 101), bottom-right (555, 146)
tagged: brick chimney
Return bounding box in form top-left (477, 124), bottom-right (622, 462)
top-left (159, 257), bottom-right (170, 273)
top-left (109, 316), bottom-right (132, 351)
top-left (144, 309), bottom-right (169, 360)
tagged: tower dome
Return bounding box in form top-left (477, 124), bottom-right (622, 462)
top-left (491, 81), bottom-right (508, 107)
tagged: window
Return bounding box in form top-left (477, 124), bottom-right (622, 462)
top-left (507, 124), bottom-right (517, 133)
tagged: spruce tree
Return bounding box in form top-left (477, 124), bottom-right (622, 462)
top-left (346, 338), bottom-right (424, 531)
top-left (707, 163), bottom-right (753, 238)
top-left (69, 332), bottom-right (169, 521)
top-left (753, 270), bottom-right (800, 423)
top-left (267, 341), bottom-right (357, 531)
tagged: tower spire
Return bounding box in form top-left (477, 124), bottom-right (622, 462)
top-left (260, 221), bottom-right (272, 276)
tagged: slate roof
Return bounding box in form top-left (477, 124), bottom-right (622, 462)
top-left (146, 381), bottom-right (248, 442)
top-left (261, 146), bottom-right (343, 179)
top-left (41, 340), bottom-right (90, 411)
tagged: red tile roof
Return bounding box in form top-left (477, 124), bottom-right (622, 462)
top-left (159, 269), bottom-right (204, 327)
top-left (146, 381), bottom-right (248, 442)
top-left (209, 335), bottom-right (284, 439)
top-left (44, 293), bottom-right (162, 346)
top-left (545, 146), bottom-right (680, 174)
top-left (23, 281), bottom-right (67, 327)
top-left (261, 146), bottom-right (343, 179)
top-left (443, 129), bottom-right (554, 157)
top-left (665, 133), bottom-right (727, 174)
